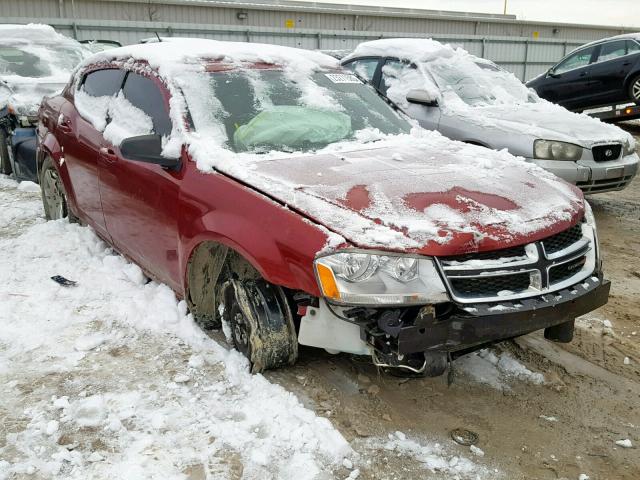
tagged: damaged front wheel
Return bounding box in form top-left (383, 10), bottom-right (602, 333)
top-left (221, 279), bottom-right (298, 373)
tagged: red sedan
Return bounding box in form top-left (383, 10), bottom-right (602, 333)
top-left (36, 40), bottom-right (609, 376)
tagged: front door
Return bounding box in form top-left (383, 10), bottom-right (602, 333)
top-left (97, 71), bottom-right (182, 289)
top-left (544, 46), bottom-right (597, 109)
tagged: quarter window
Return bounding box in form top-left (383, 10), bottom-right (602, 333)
top-left (344, 59), bottom-right (379, 81)
top-left (81, 69), bottom-right (125, 97)
top-left (122, 72), bottom-right (172, 137)
top-left (554, 47), bottom-right (595, 74)
top-left (626, 40), bottom-right (640, 54)
top-left (597, 40), bottom-right (628, 62)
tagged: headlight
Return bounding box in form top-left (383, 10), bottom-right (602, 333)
top-left (583, 200), bottom-right (600, 260)
top-left (534, 140), bottom-right (582, 161)
top-left (315, 251), bottom-right (449, 306)
top-left (623, 138), bottom-right (636, 156)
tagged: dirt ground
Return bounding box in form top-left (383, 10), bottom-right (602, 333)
top-left (265, 123), bottom-right (640, 480)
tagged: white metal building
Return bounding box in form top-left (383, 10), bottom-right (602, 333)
top-left (3, 0), bottom-right (639, 80)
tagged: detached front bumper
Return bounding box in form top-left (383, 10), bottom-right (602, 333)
top-left (392, 274), bottom-right (610, 355)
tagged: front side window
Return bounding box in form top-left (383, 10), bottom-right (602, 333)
top-left (122, 73), bottom-right (172, 137)
top-left (181, 68), bottom-right (411, 153)
top-left (596, 40), bottom-right (628, 63)
top-left (554, 47), bottom-right (595, 74)
top-left (344, 58), bottom-right (379, 81)
top-left (75, 68), bottom-right (173, 146)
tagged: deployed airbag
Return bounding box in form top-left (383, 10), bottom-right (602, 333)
top-left (233, 106), bottom-right (352, 152)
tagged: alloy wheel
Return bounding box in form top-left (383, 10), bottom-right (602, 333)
top-left (633, 78), bottom-right (640, 101)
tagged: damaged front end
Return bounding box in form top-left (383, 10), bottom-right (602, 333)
top-left (300, 212), bottom-right (610, 376)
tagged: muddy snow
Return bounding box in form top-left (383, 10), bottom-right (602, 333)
top-left (1, 122), bottom-right (639, 479)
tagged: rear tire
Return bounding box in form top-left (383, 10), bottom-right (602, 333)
top-left (630, 75), bottom-right (640, 105)
top-left (0, 129), bottom-right (12, 175)
top-left (221, 278), bottom-right (298, 373)
top-left (39, 156), bottom-right (78, 223)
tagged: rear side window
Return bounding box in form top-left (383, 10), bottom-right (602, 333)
top-left (81, 69), bottom-right (125, 97)
top-left (597, 40), bottom-right (628, 62)
top-left (122, 72), bottom-right (172, 137)
top-left (344, 59), bottom-right (379, 81)
top-left (626, 40), bottom-right (640, 54)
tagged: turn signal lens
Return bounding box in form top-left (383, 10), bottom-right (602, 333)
top-left (316, 263), bottom-right (340, 300)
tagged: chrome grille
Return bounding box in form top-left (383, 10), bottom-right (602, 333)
top-left (437, 223), bottom-right (596, 304)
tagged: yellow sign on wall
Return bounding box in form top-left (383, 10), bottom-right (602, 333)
top-left (285, 19), bottom-right (295, 28)
top-left (532, 31), bottom-right (540, 39)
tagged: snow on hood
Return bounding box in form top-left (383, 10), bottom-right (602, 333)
top-left (189, 129), bottom-right (584, 256)
top-left (0, 24), bottom-right (90, 114)
top-left (73, 39), bottom-right (584, 255)
top-left (456, 101), bottom-right (634, 148)
top-left (347, 38), bottom-right (634, 149)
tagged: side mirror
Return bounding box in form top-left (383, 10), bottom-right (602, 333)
top-left (120, 134), bottom-right (180, 169)
top-left (547, 67), bottom-right (560, 78)
top-left (406, 89), bottom-right (438, 107)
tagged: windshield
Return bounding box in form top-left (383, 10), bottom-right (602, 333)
top-left (423, 56), bottom-right (535, 107)
top-left (0, 42), bottom-right (86, 78)
top-left (182, 69), bottom-right (411, 153)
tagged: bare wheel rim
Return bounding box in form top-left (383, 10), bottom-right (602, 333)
top-left (42, 168), bottom-right (65, 219)
top-left (633, 78), bottom-right (640, 101)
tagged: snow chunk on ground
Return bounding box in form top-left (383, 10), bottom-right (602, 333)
top-left (615, 439), bottom-right (633, 448)
top-left (17, 181), bottom-right (40, 192)
top-left (456, 348), bottom-right (544, 390)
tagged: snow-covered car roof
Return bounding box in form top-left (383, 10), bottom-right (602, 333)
top-left (571, 32), bottom-right (640, 53)
top-left (0, 23), bottom-right (80, 45)
top-left (80, 39), bottom-right (339, 74)
top-left (343, 38), bottom-right (457, 64)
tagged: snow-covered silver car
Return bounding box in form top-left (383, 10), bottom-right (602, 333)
top-left (342, 38), bottom-right (639, 194)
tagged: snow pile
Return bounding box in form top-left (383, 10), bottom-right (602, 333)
top-left (0, 178), bottom-right (351, 478)
top-left (456, 349), bottom-right (545, 390)
top-left (346, 38), bottom-right (635, 148)
top-left (369, 431), bottom-right (494, 479)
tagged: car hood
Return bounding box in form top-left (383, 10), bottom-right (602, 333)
top-left (218, 135), bottom-right (584, 256)
top-left (450, 101), bottom-right (632, 148)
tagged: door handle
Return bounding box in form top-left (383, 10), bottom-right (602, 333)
top-left (579, 71), bottom-right (588, 77)
top-left (99, 147), bottom-right (117, 164)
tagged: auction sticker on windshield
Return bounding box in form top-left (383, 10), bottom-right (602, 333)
top-left (324, 73), bottom-right (362, 84)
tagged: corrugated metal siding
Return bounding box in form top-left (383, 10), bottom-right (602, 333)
top-left (1, 0), bottom-right (636, 81)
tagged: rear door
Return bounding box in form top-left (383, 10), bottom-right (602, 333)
top-left (58, 68), bottom-right (125, 237)
top-left (589, 40), bottom-right (640, 104)
top-left (542, 46), bottom-right (597, 109)
top-left (98, 71), bottom-right (182, 289)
